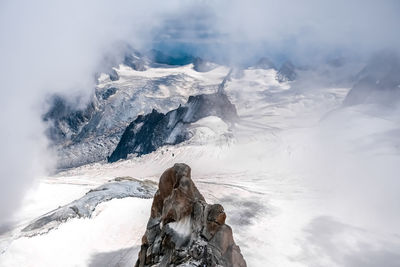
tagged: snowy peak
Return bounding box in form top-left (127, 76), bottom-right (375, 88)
top-left (108, 89), bottom-right (237, 162)
top-left (44, 59), bottom-right (229, 169)
top-left (97, 46), bottom-right (150, 82)
top-left (185, 91), bottom-right (237, 122)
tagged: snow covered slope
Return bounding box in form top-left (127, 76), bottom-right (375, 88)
top-left (21, 177), bottom-right (157, 237)
top-left (45, 59), bottom-right (230, 169)
top-left (108, 88), bottom-right (237, 162)
top-left (2, 62), bottom-right (400, 266)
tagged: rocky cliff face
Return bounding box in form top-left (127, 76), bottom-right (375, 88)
top-left (135, 163), bottom-right (246, 267)
top-left (43, 95), bottom-right (96, 143)
top-left (43, 55), bottom-right (226, 169)
top-left (108, 91), bottom-right (237, 163)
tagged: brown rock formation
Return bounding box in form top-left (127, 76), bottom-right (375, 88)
top-left (135, 163), bottom-right (247, 267)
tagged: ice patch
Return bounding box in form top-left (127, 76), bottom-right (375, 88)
top-left (168, 216), bottom-right (192, 238)
top-left (20, 177), bottom-right (157, 236)
top-left (166, 122), bottom-right (184, 144)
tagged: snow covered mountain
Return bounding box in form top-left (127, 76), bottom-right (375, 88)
top-left (3, 50), bottom-right (400, 267)
top-left (44, 52), bottom-right (231, 169)
top-left (108, 88), bottom-right (237, 163)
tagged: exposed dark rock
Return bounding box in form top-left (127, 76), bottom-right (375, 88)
top-left (135, 163), bottom-right (247, 267)
top-left (45, 48), bottom-right (227, 170)
top-left (344, 51), bottom-right (400, 106)
top-left (45, 68), bottom-right (227, 169)
top-left (108, 90), bottom-right (237, 163)
top-left (21, 177), bottom-right (157, 236)
top-left (276, 61), bottom-right (297, 82)
top-left (101, 87), bottom-right (118, 100)
top-left (108, 69), bottom-right (119, 81)
top-left (43, 95), bottom-right (96, 143)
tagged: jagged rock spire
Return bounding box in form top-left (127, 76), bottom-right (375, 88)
top-left (135, 163), bottom-right (247, 267)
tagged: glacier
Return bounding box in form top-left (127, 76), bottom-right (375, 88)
top-left (1, 55), bottom-right (400, 267)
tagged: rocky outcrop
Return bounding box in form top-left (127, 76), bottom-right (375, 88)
top-left (43, 95), bottom-right (96, 143)
top-left (135, 163), bottom-right (246, 267)
top-left (108, 69), bottom-right (119, 81)
top-left (107, 90), bottom-right (237, 163)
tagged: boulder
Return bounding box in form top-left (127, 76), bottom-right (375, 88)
top-left (135, 163), bottom-right (247, 267)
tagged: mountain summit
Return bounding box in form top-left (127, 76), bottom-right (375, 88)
top-left (135, 163), bottom-right (247, 267)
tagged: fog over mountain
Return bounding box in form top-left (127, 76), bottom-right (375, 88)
top-left (1, 1), bottom-right (400, 266)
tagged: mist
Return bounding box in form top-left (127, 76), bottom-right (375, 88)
top-left (0, 0), bottom-right (181, 224)
top-left (153, 0), bottom-right (400, 65)
top-left (0, 0), bottom-right (399, 244)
